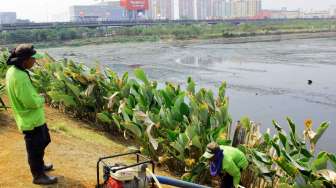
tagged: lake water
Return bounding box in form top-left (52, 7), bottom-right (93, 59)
top-left (44, 38), bottom-right (336, 153)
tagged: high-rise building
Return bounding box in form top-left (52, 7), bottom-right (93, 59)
top-left (147, 0), bottom-right (262, 20)
top-left (0, 12), bottom-right (17, 24)
top-left (70, 2), bottom-right (129, 22)
top-left (179, 0), bottom-right (197, 19)
top-left (231, 0), bottom-right (261, 18)
top-left (147, 0), bottom-right (178, 20)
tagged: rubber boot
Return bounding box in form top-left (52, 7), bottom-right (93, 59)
top-left (33, 174), bottom-right (58, 185)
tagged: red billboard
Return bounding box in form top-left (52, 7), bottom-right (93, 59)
top-left (120, 0), bottom-right (148, 11)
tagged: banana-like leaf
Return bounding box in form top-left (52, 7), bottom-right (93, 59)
top-left (199, 103), bottom-right (209, 124)
top-left (311, 122), bottom-right (329, 146)
top-left (191, 135), bottom-right (202, 149)
top-left (65, 82), bottom-right (81, 100)
top-left (47, 91), bottom-right (77, 107)
top-left (273, 120), bottom-right (283, 132)
top-left (287, 117), bottom-right (297, 135)
top-left (253, 150), bottom-right (272, 165)
top-left (278, 131), bottom-right (288, 148)
top-left (328, 153), bottom-right (336, 171)
top-left (271, 140), bottom-right (281, 156)
top-left (112, 114), bottom-right (121, 129)
top-left (281, 149), bottom-right (311, 176)
top-left (312, 152), bottom-right (329, 171)
top-left (97, 112), bottom-right (112, 124)
top-left (274, 156), bottom-right (299, 177)
top-left (252, 158), bottom-right (274, 182)
top-left (134, 68), bottom-right (149, 85)
top-left (123, 121), bottom-right (142, 138)
top-left (187, 77), bottom-right (195, 94)
top-left (218, 81), bottom-right (227, 102)
top-left (204, 91), bottom-right (215, 112)
top-left (240, 117), bottom-right (251, 131)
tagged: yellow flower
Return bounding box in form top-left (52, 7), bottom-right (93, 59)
top-left (305, 119), bottom-right (313, 129)
top-left (184, 158), bottom-right (196, 167)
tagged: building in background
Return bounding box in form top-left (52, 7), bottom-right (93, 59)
top-left (179, 0), bottom-right (197, 19)
top-left (253, 8), bottom-right (301, 19)
top-left (303, 10), bottom-right (330, 19)
top-left (231, 0), bottom-right (261, 18)
top-left (0, 12), bottom-right (17, 24)
top-left (330, 6), bottom-right (336, 18)
top-left (147, 0), bottom-right (177, 20)
top-left (70, 1), bottom-right (144, 22)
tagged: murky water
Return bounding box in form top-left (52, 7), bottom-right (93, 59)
top-left (44, 38), bottom-right (336, 152)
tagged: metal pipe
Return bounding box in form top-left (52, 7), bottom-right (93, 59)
top-left (155, 176), bottom-right (211, 188)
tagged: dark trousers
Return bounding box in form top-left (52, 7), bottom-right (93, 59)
top-left (220, 174), bottom-right (233, 188)
top-left (23, 124), bottom-right (51, 178)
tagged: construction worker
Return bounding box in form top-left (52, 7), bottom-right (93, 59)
top-left (202, 142), bottom-right (248, 188)
top-left (5, 44), bottom-right (57, 185)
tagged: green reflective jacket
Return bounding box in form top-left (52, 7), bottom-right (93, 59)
top-left (220, 145), bottom-right (248, 187)
top-left (6, 66), bottom-right (45, 132)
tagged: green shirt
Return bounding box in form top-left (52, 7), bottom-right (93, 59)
top-left (6, 66), bottom-right (45, 132)
top-left (220, 145), bottom-right (248, 187)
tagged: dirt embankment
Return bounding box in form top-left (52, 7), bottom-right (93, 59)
top-left (0, 104), bottom-right (173, 188)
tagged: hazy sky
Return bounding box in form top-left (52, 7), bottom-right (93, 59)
top-left (0, 0), bottom-right (335, 22)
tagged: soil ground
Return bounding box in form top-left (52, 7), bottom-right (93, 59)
top-left (0, 103), bottom-right (174, 188)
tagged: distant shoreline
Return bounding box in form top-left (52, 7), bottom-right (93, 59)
top-left (2, 31), bottom-right (336, 49)
top-left (204, 31), bottom-right (336, 44)
top-left (169, 31), bottom-right (336, 46)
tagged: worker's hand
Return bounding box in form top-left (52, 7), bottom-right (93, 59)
top-left (237, 185), bottom-right (246, 188)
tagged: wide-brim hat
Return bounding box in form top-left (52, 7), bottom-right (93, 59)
top-left (202, 142), bottom-right (219, 159)
top-left (7, 44), bottom-right (45, 65)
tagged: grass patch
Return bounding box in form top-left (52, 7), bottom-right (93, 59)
top-left (50, 121), bottom-right (117, 147)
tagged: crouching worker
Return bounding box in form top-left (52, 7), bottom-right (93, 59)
top-left (203, 142), bottom-right (248, 188)
top-left (5, 44), bottom-right (57, 185)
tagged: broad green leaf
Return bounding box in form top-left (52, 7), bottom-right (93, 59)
top-left (123, 121), bottom-right (142, 138)
top-left (240, 117), bottom-right (251, 130)
top-left (191, 135), bottom-right (202, 149)
top-left (187, 77), bottom-right (195, 94)
top-left (167, 130), bottom-right (178, 142)
top-left (274, 156), bottom-right (298, 177)
top-left (273, 120), bottom-right (283, 132)
top-left (218, 81), bottom-right (227, 102)
top-left (253, 150), bottom-right (272, 165)
top-left (312, 152), bottom-right (329, 171)
top-left (278, 183), bottom-right (293, 188)
top-left (327, 153), bottom-right (336, 171)
top-left (311, 122), bottom-right (329, 145)
top-left (271, 140), bottom-right (281, 156)
top-left (252, 158), bottom-right (274, 182)
top-left (287, 117), bottom-right (296, 135)
top-left (47, 91), bottom-right (76, 107)
top-left (97, 112), bottom-right (112, 124)
top-left (134, 68), bottom-right (149, 85)
top-left (199, 103), bottom-right (209, 124)
top-left (65, 82), bottom-right (81, 99)
top-left (300, 148), bottom-right (314, 159)
top-left (278, 131), bottom-right (288, 148)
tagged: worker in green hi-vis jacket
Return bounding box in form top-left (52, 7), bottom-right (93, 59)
top-left (5, 44), bottom-right (57, 185)
top-left (203, 142), bottom-right (248, 188)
